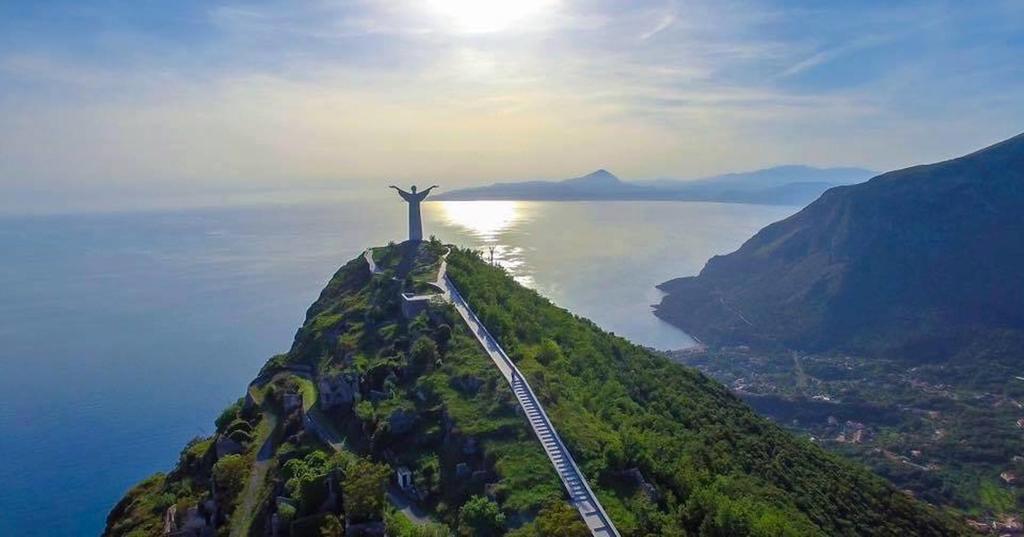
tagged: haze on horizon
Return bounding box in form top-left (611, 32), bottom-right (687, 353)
top-left (1, 0), bottom-right (1023, 214)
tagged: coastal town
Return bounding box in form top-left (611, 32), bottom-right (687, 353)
top-left (669, 346), bottom-right (1024, 533)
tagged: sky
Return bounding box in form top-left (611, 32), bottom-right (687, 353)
top-left (1, 0), bottom-right (1023, 213)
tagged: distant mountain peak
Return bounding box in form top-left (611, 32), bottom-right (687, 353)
top-left (433, 165), bottom-right (874, 204)
top-left (563, 169), bottom-right (621, 185)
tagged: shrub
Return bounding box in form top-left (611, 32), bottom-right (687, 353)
top-left (320, 514), bottom-right (344, 537)
top-left (343, 458), bottom-right (391, 523)
top-left (215, 399), bottom-right (244, 432)
top-left (212, 454), bottom-right (248, 508)
top-left (411, 336), bottom-right (439, 369)
top-left (535, 500), bottom-right (587, 537)
top-left (457, 496), bottom-right (505, 536)
top-left (278, 502), bottom-right (297, 522)
top-left (227, 428), bottom-right (253, 444)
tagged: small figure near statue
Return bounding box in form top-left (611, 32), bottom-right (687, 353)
top-left (390, 184), bottom-right (438, 242)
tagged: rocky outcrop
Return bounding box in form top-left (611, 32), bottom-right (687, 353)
top-left (319, 372), bottom-right (359, 409)
top-left (387, 409), bottom-right (417, 435)
top-left (214, 436), bottom-right (243, 459)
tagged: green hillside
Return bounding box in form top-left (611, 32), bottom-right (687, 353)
top-left (651, 133), bottom-right (1024, 523)
top-left (105, 240), bottom-right (969, 536)
top-left (655, 132), bottom-right (1024, 363)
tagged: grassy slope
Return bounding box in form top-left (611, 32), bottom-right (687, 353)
top-left (446, 247), bottom-right (970, 536)
top-left (271, 241), bottom-right (564, 524)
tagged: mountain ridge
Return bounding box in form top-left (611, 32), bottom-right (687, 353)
top-left (434, 166), bottom-right (875, 205)
top-left (654, 132), bottom-right (1024, 361)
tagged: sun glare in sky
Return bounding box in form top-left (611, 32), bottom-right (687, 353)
top-left (424, 0), bottom-right (557, 33)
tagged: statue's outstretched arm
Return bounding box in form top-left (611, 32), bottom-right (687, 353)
top-left (390, 185), bottom-right (413, 201)
top-left (419, 185), bottom-right (439, 198)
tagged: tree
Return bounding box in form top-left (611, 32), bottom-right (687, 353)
top-left (343, 458), bottom-right (391, 522)
top-left (410, 336), bottom-right (439, 369)
top-left (458, 496), bottom-right (505, 536)
top-left (536, 339), bottom-right (564, 366)
top-left (355, 400), bottom-right (376, 423)
top-left (417, 455), bottom-right (440, 496)
top-left (321, 514), bottom-right (344, 537)
top-left (385, 512), bottom-right (452, 537)
top-left (434, 324), bottom-right (452, 351)
top-left (534, 500), bottom-right (587, 537)
top-left (413, 524), bottom-right (453, 537)
top-left (283, 451), bottom-right (333, 513)
top-left (215, 399), bottom-right (243, 431)
top-left (277, 503), bottom-right (296, 523)
top-left (212, 454), bottom-right (248, 508)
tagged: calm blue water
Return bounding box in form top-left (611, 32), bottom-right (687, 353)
top-left (0, 193), bottom-right (794, 535)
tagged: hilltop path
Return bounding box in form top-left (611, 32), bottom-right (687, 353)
top-left (229, 410), bottom-right (277, 537)
top-left (364, 246), bottom-right (619, 536)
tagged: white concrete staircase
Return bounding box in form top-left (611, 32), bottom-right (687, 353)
top-left (444, 275), bottom-right (620, 537)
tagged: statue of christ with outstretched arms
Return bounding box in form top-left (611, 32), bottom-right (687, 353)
top-left (390, 184), bottom-right (438, 242)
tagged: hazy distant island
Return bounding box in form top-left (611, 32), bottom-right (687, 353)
top-left (434, 165), bottom-right (875, 206)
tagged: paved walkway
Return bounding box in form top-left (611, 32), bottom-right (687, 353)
top-left (443, 276), bottom-right (620, 537)
top-left (230, 409), bottom-right (278, 537)
top-left (294, 374), bottom-right (435, 526)
top-left (303, 407), bottom-right (346, 453)
top-left (364, 249), bottom-right (381, 275)
top-left (386, 486), bottom-right (434, 524)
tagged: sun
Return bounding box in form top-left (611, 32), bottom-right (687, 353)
top-left (424, 0), bottom-right (556, 33)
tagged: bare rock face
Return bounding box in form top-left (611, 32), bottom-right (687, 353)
top-left (388, 409), bottom-right (417, 435)
top-left (283, 392), bottom-right (303, 413)
top-left (319, 372), bottom-right (360, 409)
top-left (214, 436), bottom-right (243, 458)
top-left (344, 521), bottom-right (386, 537)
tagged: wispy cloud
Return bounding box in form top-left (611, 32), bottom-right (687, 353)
top-left (777, 34), bottom-right (891, 78)
top-left (0, 0), bottom-right (1022, 213)
top-left (640, 12), bottom-right (676, 40)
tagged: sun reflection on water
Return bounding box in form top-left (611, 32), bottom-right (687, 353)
top-left (431, 200), bottom-right (534, 286)
top-left (433, 200), bottom-right (524, 242)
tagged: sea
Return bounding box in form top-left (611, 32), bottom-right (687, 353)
top-left (0, 191), bottom-right (795, 535)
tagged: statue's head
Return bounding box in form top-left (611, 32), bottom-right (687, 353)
top-left (411, 185), bottom-right (417, 193)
